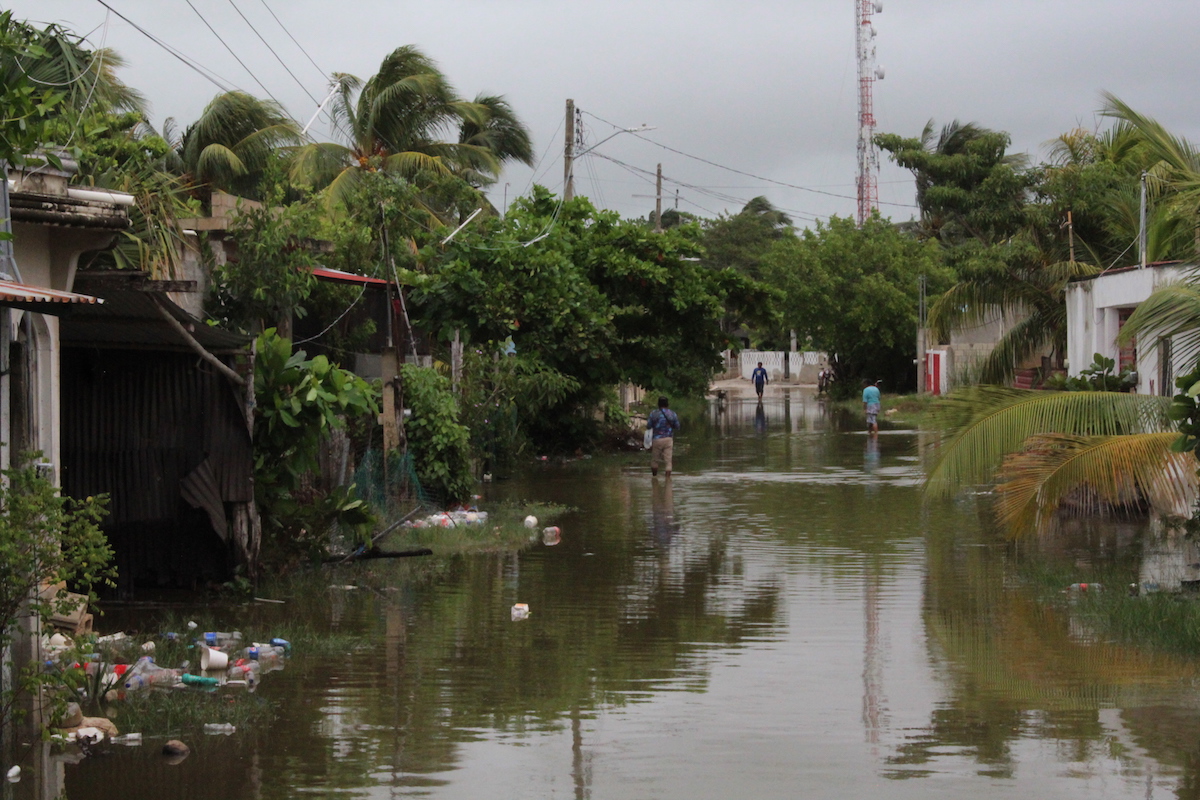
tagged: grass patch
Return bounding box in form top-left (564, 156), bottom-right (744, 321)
top-left (105, 686), bottom-right (275, 737)
top-left (1016, 558), bottom-right (1200, 657)
top-left (379, 501), bottom-right (569, 556)
top-left (883, 393), bottom-right (937, 426)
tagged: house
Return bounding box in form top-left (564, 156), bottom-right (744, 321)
top-left (2, 159), bottom-right (130, 480)
top-left (1065, 261), bottom-right (1191, 396)
top-left (6, 162), bottom-right (259, 591)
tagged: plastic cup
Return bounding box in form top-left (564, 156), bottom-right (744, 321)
top-left (200, 646), bottom-right (228, 671)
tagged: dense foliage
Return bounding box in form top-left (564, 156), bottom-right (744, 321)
top-left (253, 331), bottom-right (378, 560)
top-left (0, 456), bottom-right (113, 728)
top-left (762, 214), bottom-right (950, 393)
top-left (400, 364), bottom-right (473, 503)
top-left (409, 188), bottom-right (770, 448)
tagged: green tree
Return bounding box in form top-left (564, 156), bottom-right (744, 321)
top-left (208, 182), bottom-right (321, 338)
top-left (410, 187), bottom-right (764, 448)
top-left (876, 120), bottom-right (1031, 245)
top-left (0, 456), bottom-right (113, 729)
top-left (400, 364), bottom-right (473, 503)
top-left (253, 330), bottom-right (378, 560)
top-left (0, 12), bottom-right (141, 166)
top-left (701, 196), bottom-right (793, 280)
top-left (761, 214), bottom-right (950, 392)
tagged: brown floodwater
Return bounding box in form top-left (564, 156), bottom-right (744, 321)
top-left (33, 389), bottom-right (1200, 798)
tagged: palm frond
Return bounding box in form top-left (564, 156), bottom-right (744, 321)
top-left (925, 387), bottom-right (1172, 498)
top-left (995, 432), bottom-right (1195, 535)
top-left (1117, 277), bottom-right (1200, 363)
top-left (974, 310), bottom-right (1058, 385)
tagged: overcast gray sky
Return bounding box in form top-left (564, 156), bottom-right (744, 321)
top-left (13, 1), bottom-right (1200, 228)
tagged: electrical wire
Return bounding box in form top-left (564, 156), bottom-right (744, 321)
top-left (256, 0), bottom-right (326, 81)
top-left (524, 117), bottom-right (564, 195)
top-left (588, 151), bottom-right (821, 222)
top-left (225, 0), bottom-right (321, 106)
top-left (182, 0), bottom-right (284, 107)
top-left (93, 0), bottom-right (240, 93)
top-left (583, 109), bottom-right (918, 209)
top-left (293, 283), bottom-right (367, 344)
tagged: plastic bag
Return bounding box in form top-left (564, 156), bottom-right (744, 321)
top-left (643, 428), bottom-right (653, 449)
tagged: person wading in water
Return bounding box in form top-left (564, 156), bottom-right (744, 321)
top-left (647, 396), bottom-right (681, 477)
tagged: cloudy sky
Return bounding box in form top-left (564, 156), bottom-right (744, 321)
top-left (13, 1), bottom-right (1200, 228)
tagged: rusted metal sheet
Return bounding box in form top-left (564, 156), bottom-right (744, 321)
top-left (61, 349), bottom-right (253, 586)
top-left (0, 279), bottom-right (102, 314)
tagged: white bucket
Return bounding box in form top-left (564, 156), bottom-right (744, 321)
top-left (200, 646), bottom-right (228, 671)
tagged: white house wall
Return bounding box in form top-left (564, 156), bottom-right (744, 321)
top-left (1066, 264), bottom-right (1191, 395)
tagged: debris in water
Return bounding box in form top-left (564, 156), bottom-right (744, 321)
top-left (511, 603), bottom-right (530, 621)
top-left (523, 515), bottom-right (538, 529)
top-left (542, 526), bottom-right (561, 546)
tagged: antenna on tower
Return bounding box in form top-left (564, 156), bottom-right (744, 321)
top-left (856, 0), bottom-right (884, 225)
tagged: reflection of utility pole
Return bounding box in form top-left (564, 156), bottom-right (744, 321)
top-left (571, 705), bottom-right (592, 800)
top-left (862, 564), bottom-right (886, 749)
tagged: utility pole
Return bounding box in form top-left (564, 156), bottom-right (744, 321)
top-left (564, 98), bottom-right (575, 202)
top-left (654, 163), bottom-right (663, 232)
top-left (1139, 170), bottom-right (1148, 268)
top-left (1067, 210), bottom-right (1075, 263)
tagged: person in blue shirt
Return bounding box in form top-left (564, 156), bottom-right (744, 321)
top-left (647, 396), bottom-right (681, 477)
top-left (862, 379), bottom-right (882, 435)
top-left (751, 362), bottom-right (768, 398)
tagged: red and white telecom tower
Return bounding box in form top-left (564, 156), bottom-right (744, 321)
top-left (856, 0), bottom-right (884, 225)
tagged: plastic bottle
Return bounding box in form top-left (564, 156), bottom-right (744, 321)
top-left (180, 674), bottom-right (220, 687)
top-left (269, 638), bottom-right (292, 655)
top-left (123, 656), bottom-right (182, 690)
top-left (242, 645), bottom-right (285, 669)
top-left (203, 723), bottom-right (236, 735)
top-left (111, 733), bottom-right (142, 746)
top-left (202, 631), bottom-right (243, 648)
top-left (227, 660), bottom-right (261, 686)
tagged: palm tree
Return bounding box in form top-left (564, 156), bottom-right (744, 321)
top-left (456, 94), bottom-right (534, 189)
top-left (1103, 92), bottom-right (1200, 248)
top-left (291, 45), bottom-right (527, 209)
top-left (179, 91), bottom-right (301, 201)
top-left (926, 240), bottom-right (1098, 384)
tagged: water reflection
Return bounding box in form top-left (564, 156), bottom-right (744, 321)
top-left (58, 389), bottom-right (1200, 799)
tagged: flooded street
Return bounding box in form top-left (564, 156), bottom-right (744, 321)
top-left (59, 389), bottom-right (1200, 799)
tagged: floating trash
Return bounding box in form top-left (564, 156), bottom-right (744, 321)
top-left (511, 603), bottom-right (530, 621)
top-left (542, 526), bottom-right (561, 546)
top-left (523, 515), bottom-right (538, 529)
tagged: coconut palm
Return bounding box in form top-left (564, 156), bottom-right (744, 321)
top-left (291, 45), bottom-right (525, 209)
top-left (456, 94), bottom-right (534, 189)
top-left (1103, 93), bottom-right (1200, 240)
top-left (179, 91), bottom-right (301, 201)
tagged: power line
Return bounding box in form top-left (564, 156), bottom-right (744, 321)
top-left (589, 151), bottom-right (821, 222)
top-left (225, 0), bottom-right (321, 106)
top-left (182, 0), bottom-right (284, 107)
top-left (256, 0), bottom-right (327, 81)
top-left (92, 0), bottom-right (240, 93)
top-left (582, 109), bottom-right (918, 209)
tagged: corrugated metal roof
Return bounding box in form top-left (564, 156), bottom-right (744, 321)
top-left (0, 279), bottom-right (103, 310)
top-left (61, 288), bottom-right (248, 352)
top-left (313, 267), bottom-right (391, 287)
